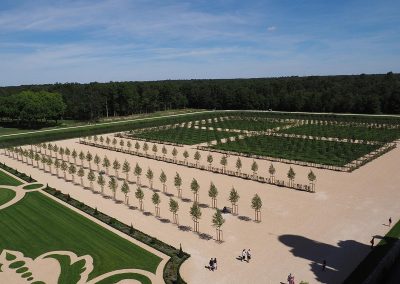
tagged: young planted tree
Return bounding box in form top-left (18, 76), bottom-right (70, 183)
top-left (251, 194), bottom-right (262, 222)
top-left (41, 155), bottom-right (47, 171)
top-left (269, 163), bottom-right (276, 183)
top-left (172, 147), bottom-right (178, 161)
top-left (190, 202), bottom-right (202, 233)
top-left (160, 170), bottom-right (167, 192)
top-left (190, 178), bottom-right (200, 202)
top-left (88, 170), bottom-right (96, 191)
top-left (61, 161), bottom-right (68, 179)
top-left (106, 137), bottom-right (111, 147)
top-left (46, 157), bottom-right (53, 174)
top-left (194, 151), bottom-right (201, 166)
top-left (152, 192), bottom-right (161, 217)
top-left (220, 155), bottom-right (228, 173)
top-left (94, 154), bottom-right (101, 171)
top-left (122, 160), bottom-right (131, 181)
top-left (308, 170), bottom-right (316, 192)
top-left (79, 151), bottom-right (85, 166)
top-left (127, 140), bottom-right (132, 152)
top-left (152, 144), bottom-right (158, 157)
top-left (183, 150), bottom-right (189, 164)
top-left (65, 147), bottom-right (71, 162)
top-left (236, 157), bottom-right (242, 174)
top-left (108, 177), bottom-right (118, 200)
top-left (134, 163), bottom-right (142, 186)
top-left (161, 145), bottom-right (167, 157)
top-left (34, 153), bottom-right (41, 168)
top-left (99, 136), bottom-right (104, 145)
top-left (113, 159), bottom-right (121, 178)
top-left (169, 198), bottom-right (179, 224)
top-left (69, 164), bottom-right (77, 183)
top-left (212, 209), bottom-right (225, 241)
top-left (42, 143), bottom-right (47, 155)
top-left (54, 159), bottom-right (61, 177)
top-left (208, 182), bottom-right (218, 208)
top-left (71, 149), bottom-right (77, 164)
top-left (112, 138), bottom-right (118, 149)
top-left (135, 187), bottom-right (145, 211)
top-left (119, 139), bottom-right (125, 150)
top-left (77, 167), bottom-right (85, 186)
top-left (174, 172), bottom-right (183, 198)
top-left (251, 160), bottom-right (259, 177)
top-left (287, 167), bottom-right (296, 187)
top-left (135, 141), bottom-right (140, 153)
top-left (229, 187), bottom-right (240, 215)
top-left (121, 181), bottom-right (130, 205)
top-left (143, 142), bottom-right (149, 155)
top-left (146, 168), bottom-right (154, 189)
top-left (207, 154), bottom-right (213, 169)
top-left (59, 147), bottom-right (65, 161)
top-left (53, 145), bottom-right (59, 159)
top-left (48, 143), bottom-right (53, 158)
top-left (93, 135), bottom-right (98, 144)
top-left (97, 174), bottom-right (106, 195)
top-left (103, 156), bottom-right (111, 175)
top-left (86, 152), bottom-right (93, 170)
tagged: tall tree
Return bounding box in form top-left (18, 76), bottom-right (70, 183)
top-left (69, 164), bottom-right (77, 183)
top-left (146, 168), bottom-right (154, 189)
top-left (135, 187), bottom-right (145, 211)
top-left (94, 154), bottom-right (101, 171)
top-left (194, 151), bottom-right (201, 166)
top-left (88, 170), bottom-right (96, 191)
top-left (220, 155), bottom-right (228, 172)
top-left (160, 170), bottom-right (167, 192)
top-left (212, 209), bottom-right (225, 241)
top-left (108, 177), bottom-right (118, 200)
top-left (190, 202), bottom-right (202, 233)
top-left (287, 167), bottom-right (296, 187)
top-left (122, 160), bottom-right (131, 181)
top-left (269, 163), bottom-right (276, 183)
top-left (251, 160), bottom-right (259, 177)
top-left (86, 151), bottom-right (93, 170)
top-left (113, 159), bottom-right (121, 178)
top-left (169, 198), bottom-right (179, 224)
top-left (134, 163), bottom-right (142, 185)
top-left (152, 192), bottom-right (161, 217)
top-left (190, 178), bottom-right (200, 202)
top-left (307, 170), bottom-right (316, 192)
top-left (103, 156), bottom-right (111, 175)
top-left (77, 167), bottom-right (85, 186)
top-left (97, 174), bottom-right (106, 195)
top-left (207, 154), bottom-right (213, 169)
top-left (174, 172), bottom-right (182, 198)
top-left (236, 157), bottom-right (242, 174)
top-left (121, 180), bottom-right (130, 204)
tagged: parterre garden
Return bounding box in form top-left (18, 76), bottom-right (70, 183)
top-left (0, 169), bottom-right (164, 284)
top-left (124, 111), bottom-right (400, 170)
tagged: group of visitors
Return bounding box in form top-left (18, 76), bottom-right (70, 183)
top-left (287, 273), bottom-right (295, 284)
top-left (208, 258), bottom-right (217, 271)
top-left (240, 249), bottom-right (251, 262)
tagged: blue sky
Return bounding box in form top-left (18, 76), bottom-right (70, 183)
top-left (0, 0), bottom-right (399, 86)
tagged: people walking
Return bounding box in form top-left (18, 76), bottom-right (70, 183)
top-left (370, 237), bottom-right (375, 249)
top-left (322, 259), bottom-right (326, 271)
top-left (241, 249), bottom-right (246, 261)
top-left (213, 258), bottom-right (217, 270)
top-left (209, 258), bottom-right (214, 271)
top-left (389, 217), bottom-right (392, 226)
top-left (287, 273), bottom-right (295, 284)
top-left (246, 249), bottom-right (251, 262)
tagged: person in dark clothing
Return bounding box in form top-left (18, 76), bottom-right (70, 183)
top-left (389, 217), bottom-right (392, 226)
top-left (209, 258), bottom-right (214, 271)
top-left (322, 260), bottom-right (326, 271)
top-left (213, 258), bottom-right (217, 270)
top-left (370, 237), bottom-right (375, 249)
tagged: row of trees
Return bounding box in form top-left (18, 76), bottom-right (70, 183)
top-left (83, 135), bottom-right (317, 191)
top-left (5, 146), bottom-right (264, 241)
top-left (1, 73), bottom-right (399, 120)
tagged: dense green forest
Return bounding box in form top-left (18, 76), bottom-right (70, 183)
top-left (0, 73), bottom-right (399, 121)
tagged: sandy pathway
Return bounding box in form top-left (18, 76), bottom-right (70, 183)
top-left (2, 138), bottom-right (399, 284)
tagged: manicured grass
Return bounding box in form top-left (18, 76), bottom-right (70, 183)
top-left (0, 170), bottom-right (23, 186)
top-left (0, 192), bottom-right (161, 282)
top-left (208, 118), bottom-right (289, 131)
top-left (212, 135), bottom-right (380, 166)
top-left (133, 127), bottom-right (236, 145)
top-left (95, 273), bottom-right (152, 284)
top-left (344, 219), bottom-right (400, 283)
top-left (280, 124), bottom-right (400, 142)
top-left (0, 188), bottom-right (16, 206)
top-left (22, 184), bottom-right (43, 190)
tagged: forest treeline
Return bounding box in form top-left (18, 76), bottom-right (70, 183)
top-left (0, 73), bottom-right (399, 121)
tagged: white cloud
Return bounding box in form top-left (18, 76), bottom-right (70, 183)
top-left (267, 26), bottom-right (276, 32)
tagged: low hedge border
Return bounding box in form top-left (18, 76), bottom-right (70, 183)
top-left (0, 162), bottom-right (189, 284)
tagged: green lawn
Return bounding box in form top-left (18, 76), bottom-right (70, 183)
top-left (0, 192), bottom-right (161, 283)
top-left (132, 127), bottom-right (236, 145)
top-left (280, 124), bottom-right (400, 142)
top-left (212, 135), bottom-right (380, 166)
top-left (0, 170), bottom-right (23, 186)
top-left (0, 188), bottom-right (16, 206)
top-left (207, 118), bottom-right (289, 131)
top-left (22, 184), bottom-right (43, 190)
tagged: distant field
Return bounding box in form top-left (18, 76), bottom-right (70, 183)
top-left (206, 118), bottom-right (289, 131)
top-left (211, 135), bottom-right (379, 166)
top-left (280, 124), bottom-right (400, 142)
top-left (132, 127), bottom-right (236, 145)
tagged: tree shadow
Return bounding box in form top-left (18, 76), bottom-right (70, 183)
top-left (181, 198), bottom-right (191, 203)
top-left (178, 225), bottom-right (191, 232)
top-left (199, 203), bottom-right (209, 208)
top-left (164, 192), bottom-right (174, 197)
top-left (198, 233), bottom-right (213, 240)
top-left (279, 234), bottom-right (371, 283)
top-left (238, 215), bottom-right (252, 222)
top-left (159, 218), bottom-right (170, 223)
